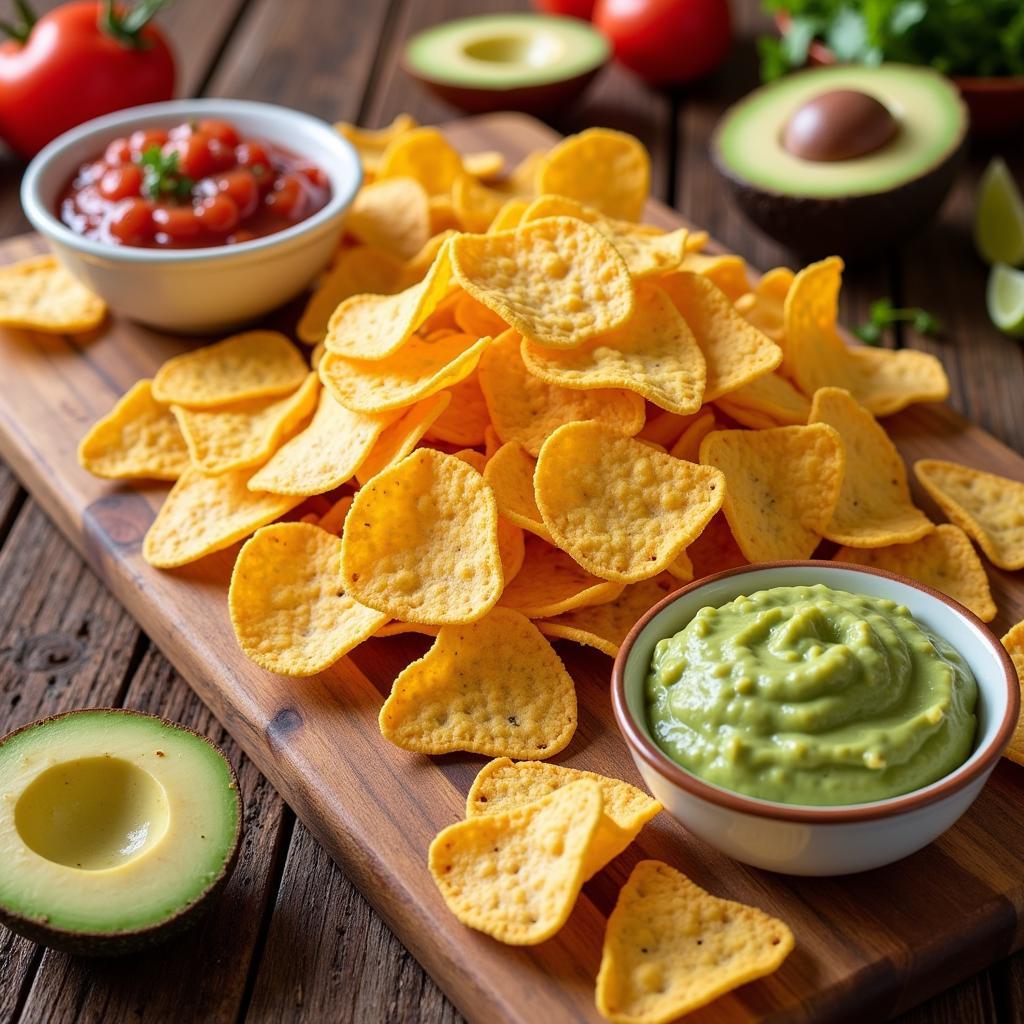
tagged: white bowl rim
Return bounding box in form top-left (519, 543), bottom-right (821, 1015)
top-left (612, 560), bottom-right (1019, 825)
top-left (21, 98), bottom-right (362, 264)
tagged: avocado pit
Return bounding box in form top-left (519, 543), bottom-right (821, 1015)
top-left (782, 89), bottom-right (899, 163)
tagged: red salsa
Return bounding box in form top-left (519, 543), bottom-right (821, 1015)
top-left (57, 119), bottom-right (331, 249)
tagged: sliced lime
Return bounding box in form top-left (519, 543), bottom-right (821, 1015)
top-left (987, 263), bottom-right (1024, 337)
top-left (975, 157), bottom-right (1024, 266)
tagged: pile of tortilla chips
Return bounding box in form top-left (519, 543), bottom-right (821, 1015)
top-left (74, 115), bottom-right (1024, 1018)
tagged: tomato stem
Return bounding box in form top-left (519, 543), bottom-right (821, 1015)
top-left (0, 0), bottom-right (37, 44)
top-left (100, 0), bottom-right (170, 49)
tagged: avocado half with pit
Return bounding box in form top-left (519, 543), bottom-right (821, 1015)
top-left (0, 708), bottom-right (242, 955)
top-left (404, 14), bottom-right (610, 115)
top-left (711, 65), bottom-right (968, 258)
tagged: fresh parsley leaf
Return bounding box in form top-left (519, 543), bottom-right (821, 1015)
top-left (856, 297), bottom-right (942, 346)
top-left (136, 145), bottom-right (194, 203)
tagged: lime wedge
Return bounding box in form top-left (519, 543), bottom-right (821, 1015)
top-left (987, 263), bottom-right (1024, 336)
top-left (975, 157), bottom-right (1024, 266)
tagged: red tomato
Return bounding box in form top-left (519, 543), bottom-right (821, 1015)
top-left (216, 169), bottom-right (259, 218)
top-left (199, 119), bottom-right (240, 148)
top-left (194, 194), bottom-right (239, 234)
top-left (152, 205), bottom-right (200, 241)
top-left (531, 0), bottom-right (597, 17)
top-left (593, 0), bottom-right (731, 85)
top-left (165, 134), bottom-right (215, 180)
top-left (0, 1), bottom-right (175, 159)
top-left (265, 174), bottom-right (305, 219)
top-left (99, 163), bottom-right (142, 201)
top-left (107, 197), bottom-right (152, 245)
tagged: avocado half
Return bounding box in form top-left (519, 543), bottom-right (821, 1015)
top-left (0, 708), bottom-right (242, 955)
top-left (711, 65), bottom-right (968, 258)
top-left (403, 14), bottom-right (610, 115)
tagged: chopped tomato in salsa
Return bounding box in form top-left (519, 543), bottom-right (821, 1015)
top-left (57, 119), bottom-right (331, 249)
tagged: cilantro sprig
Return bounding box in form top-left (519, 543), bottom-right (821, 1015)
top-left (136, 145), bottom-right (194, 202)
top-left (855, 298), bottom-right (942, 346)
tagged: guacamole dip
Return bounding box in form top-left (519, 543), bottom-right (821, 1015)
top-left (645, 585), bottom-right (978, 806)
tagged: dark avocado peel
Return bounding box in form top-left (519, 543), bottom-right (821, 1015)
top-left (712, 65), bottom-right (968, 258)
top-left (0, 708), bottom-right (242, 955)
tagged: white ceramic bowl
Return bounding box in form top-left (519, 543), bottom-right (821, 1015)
top-left (21, 99), bottom-right (362, 333)
top-left (612, 561), bottom-right (1018, 876)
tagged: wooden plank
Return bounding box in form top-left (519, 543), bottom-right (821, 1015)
top-left (1, 114), bottom-right (1023, 1023)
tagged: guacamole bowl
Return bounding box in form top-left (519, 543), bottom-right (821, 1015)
top-left (612, 562), bottom-right (1018, 876)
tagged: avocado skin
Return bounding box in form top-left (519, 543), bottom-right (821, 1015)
top-left (0, 708), bottom-right (243, 957)
top-left (711, 127), bottom-right (968, 261)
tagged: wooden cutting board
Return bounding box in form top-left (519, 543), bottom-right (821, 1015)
top-left (1, 112), bottom-right (1023, 1024)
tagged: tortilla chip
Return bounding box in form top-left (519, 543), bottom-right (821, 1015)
top-left (735, 266), bottom-right (793, 345)
top-left (452, 172), bottom-right (507, 233)
top-left (335, 113), bottom-right (418, 174)
top-left (536, 421), bottom-right (724, 583)
top-left (318, 494), bottom-right (354, 535)
top-left (377, 126), bottom-right (463, 196)
top-left (483, 441), bottom-right (553, 541)
top-left (463, 150), bottom-right (505, 179)
top-left (685, 513), bottom-right (747, 579)
top-left (498, 518), bottom-right (526, 583)
top-left (354, 391), bottom-right (451, 485)
top-left (380, 606), bottom-right (577, 759)
top-left (1001, 620), bottom-right (1024, 766)
top-left (700, 424), bottom-right (845, 561)
top-left (680, 251), bottom-right (750, 302)
top-left (637, 409), bottom-right (698, 449)
top-left (668, 410), bottom-right (717, 463)
top-left (715, 371), bottom-right (810, 428)
top-left (914, 459), bottom-right (1024, 571)
top-left (424, 371), bottom-right (490, 447)
top-left (0, 255), bottom-right (105, 333)
top-left (489, 197), bottom-right (529, 232)
top-left (453, 291), bottom-right (508, 340)
top-left (344, 177), bottom-right (430, 261)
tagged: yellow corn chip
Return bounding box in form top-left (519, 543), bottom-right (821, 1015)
top-left (463, 150), bottom-right (505, 179)
top-left (324, 238), bottom-right (452, 360)
top-left (341, 448), bottom-right (502, 623)
top-left (665, 548), bottom-right (694, 582)
top-left (452, 172), bottom-right (507, 233)
top-left (78, 379), bottom-right (188, 481)
top-left (467, 758), bottom-right (661, 879)
top-left (735, 266), bottom-right (793, 345)
top-left (810, 386), bottom-right (933, 547)
top-left (538, 575), bottom-right (675, 658)
top-left (521, 283), bottom-right (706, 416)
top-left (835, 523), bottom-right (997, 622)
top-left (686, 512), bottom-right (748, 579)
top-left (479, 330), bottom-right (645, 456)
top-left (498, 517), bottom-right (526, 584)
top-left (483, 441), bottom-right (553, 541)
top-left (248, 388), bottom-right (397, 496)
top-left (0, 255), bottom-right (105, 332)
top-left (500, 535), bottom-right (624, 618)
top-left (428, 194), bottom-right (460, 234)
top-left (536, 421), bottom-right (725, 583)
top-left (429, 779), bottom-right (599, 945)
top-left (784, 257), bottom-right (948, 415)
top-left (453, 291), bottom-right (508, 339)
top-left (380, 606), bottom-right (577, 758)
top-left (377, 126), bottom-right (463, 196)
top-left (354, 391), bottom-right (451, 485)
top-left (536, 128), bottom-right (650, 221)
top-left (229, 522), bottom-right (387, 676)
top-left (489, 196), bottom-right (529, 232)
top-left (401, 229), bottom-right (457, 286)
top-left (375, 621), bottom-right (441, 639)
top-left (700, 424), bottom-right (845, 562)
top-left (152, 331), bottom-right (308, 408)
top-left (319, 494), bottom-right (354, 534)
top-left (321, 332), bottom-right (489, 413)
top-left (451, 218), bottom-right (635, 348)
top-left (596, 860), bottom-right (794, 1024)
top-left (1002, 620), bottom-right (1024, 765)
top-left (685, 230), bottom-right (710, 252)
top-left (451, 448), bottom-right (487, 472)
top-left (335, 113), bottom-right (418, 174)
top-left (310, 341), bottom-right (325, 370)
top-left (344, 177), bottom-right (430, 261)
top-left (172, 373), bottom-right (319, 476)
top-left (914, 459), bottom-right (1024, 571)
top-left (668, 410), bottom-right (717, 463)
top-left (143, 466), bottom-right (301, 569)
top-left (661, 271), bottom-right (782, 402)
top-left (715, 371), bottom-right (810, 428)
top-left (424, 371), bottom-right (490, 447)
top-left (637, 409), bottom-right (698, 449)
top-left (679, 251), bottom-right (751, 302)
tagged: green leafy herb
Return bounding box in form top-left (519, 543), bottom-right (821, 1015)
top-left (136, 145), bottom-right (194, 202)
top-left (854, 298), bottom-right (942, 345)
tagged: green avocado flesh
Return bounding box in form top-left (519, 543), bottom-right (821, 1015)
top-left (646, 586), bottom-right (978, 806)
top-left (716, 65), bottom-right (966, 199)
top-left (0, 711), bottom-right (239, 936)
top-left (405, 14), bottom-right (609, 89)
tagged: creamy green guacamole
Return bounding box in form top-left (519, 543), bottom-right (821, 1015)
top-left (645, 585), bottom-right (978, 806)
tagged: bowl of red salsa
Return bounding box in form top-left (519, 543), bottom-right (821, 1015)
top-left (22, 99), bottom-right (362, 333)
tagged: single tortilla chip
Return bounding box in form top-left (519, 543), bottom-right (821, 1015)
top-left (538, 575), bottom-right (675, 658)
top-left (229, 522), bottom-right (387, 676)
top-left (429, 779), bottom-right (599, 945)
top-left (324, 238), bottom-right (452, 360)
top-left (153, 331), bottom-right (308, 408)
top-left (661, 271), bottom-right (782, 402)
top-left (320, 332), bottom-right (489, 413)
top-left (341, 448), bottom-right (503, 624)
top-left (377, 126), bottom-right (463, 196)
top-left (248, 388), bottom-right (397, 496)
top-left (668, 410), bottom-right (717, 463)
top-left (335, 113), bottom-right (418, 174)
top-left (835, 523), bottom-right (997, 622)
top-left (424, 371), bottom-right (490, 447)
top-left (143, 466), bottom-right (302, 569)
top-left (318, 494), bottom-right (354, 534)
top-left (500, 535), bottom-right (624, 618)
top-left (735, 266), bottom-right (793, 345)
top-left (344, 177), bottom-right (430, 261)
top-left (680, 251), bottom-right (750, 302)
top-left (810, 386), bottom-right (933, 547)
top-left (700, 424), bottom-right (845, 562)
top-left (1002, 620), bottom-right (1024, 766)
top-left (375, 620), bottom-right (441, 639)
top-left (596, 860), bottom-right (794, 1024)
top-left (521, 283), bottom-right (706, 416)
top-left (536, 421), bottom-right (724, 583)
top-left (715, 371), bottom-right (810, 428)
top-left (479, 330), bottom-right (645, 457)
top-left (354, 391), bottom-right (451, 485)
top-left (0, 255), bottom-right (105, 333)
top-left (784, 257), bottom-right (948, 415)
top-left (402, 229), bottom-right (457, 286)
top-left (467, 758), bottom-right (661, 879)
top-left (451, 218), bottom-right (635, 348)
top-left (463, 150), bottom-right (505, 179)
top-left (78, 379), bottom-right (189, 481)
top-left (914, 459), bottom-right (1024, 571)
top-left (452, 172), bottom-right (507, 233)
top-left (489, 196), bottom-right (529, 232)
top-left (380, 606), bottom-right (577, 759)
top-left (429, 194), bottom-right (460, 234)
top-left (483, 440), bottom-right (553, 541)
top-left (498, 518), bottom-right (527, 583)
top-left (453, 291), bottom-right (508, 339)
top-left (172, 373), bottom-right (319, 475)
top-left (686, 513), bottom-right (748, 579)
top-left (637, 409), bottom-right (698, 449)
top-left (535, 128), bottom-right (650, 221)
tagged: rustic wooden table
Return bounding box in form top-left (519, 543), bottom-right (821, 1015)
top-left (0, 1), bottom-right (1021, 1021)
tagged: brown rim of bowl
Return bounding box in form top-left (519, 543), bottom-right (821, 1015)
top-left (611, 560), bottom-right (1019, 825)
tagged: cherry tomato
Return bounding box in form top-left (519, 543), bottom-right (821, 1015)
top-left (107, 197), bottom-right (153, 245)
top-left (297, 164), bottom-right (329, 190)
top-left (165, 133), bottom-right (215, 180)
top-left (104, 137), bottom-right (131, 164)
top-left (206, 138), bottom-right (236, 174)
top-left (194, 194), bottom-right (240, 234)
top-left (593, 0), bottom-right (732, 85)
top-left (99, 163), bottom-right (142, 201)
top-left (216, 169), bottom-right (259, 218)
top-left (199, 119), bottom-right (240, 148)
top-left (129, 128), bottom-right (168, 155)
top-left (152, 205), bottom-right (200, 241)
top-left (265, 174), bottom-right (305, 219)
top-left (0, 2), bottom-right (175, 159)
top-left (531, 0), bottom-right (596, 18)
